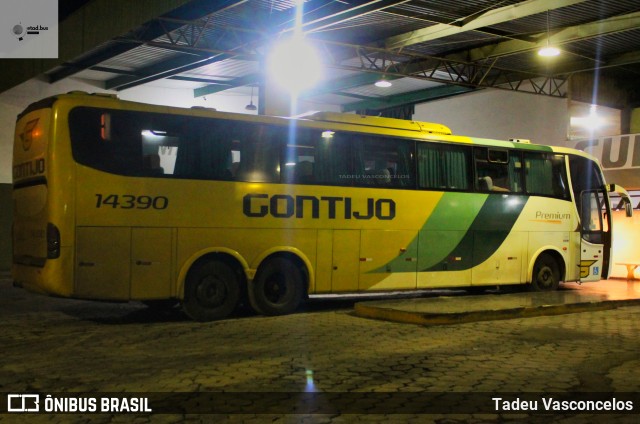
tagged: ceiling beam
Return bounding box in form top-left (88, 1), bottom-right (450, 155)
top-left (104, 22), bottom-right (261, 90)
top-left (299, 0), bottom-right (411, 34)
top-left (194, 73), bottom-right (260, 97)
top-left (321, 40), bottom-right (569, 96)
top-left (342, 84), bottom-right (476, 112)
top-left (106, 52), bottom-right (242, 90)
top-left (309, 10), bottom-right (638, 104)
top-left (92, 65), bottom-right (239, 85)
top-left (302, 72), bottom-right (402, 98)
top-left (333, 92), bottom-right (378, 101)
top-left (536, 49), bottom-right (640, 77)
top-left (110, 0), bottom-right (343, 91)
top-left (47, 0), bottom-right (250, 84)
top-left (382, 8), bottom-right (535, 44)
top-left (385, 0), bottom-right (588, 50)
top-left (461, 11), bottom-right (640, 62)
top-left (109, 1), bottom-right (414, 93)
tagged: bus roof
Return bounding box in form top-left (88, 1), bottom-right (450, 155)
top-left (28, 92), bottom-right (598, 162)
top-left (305, 112), bottom-right (452, 136)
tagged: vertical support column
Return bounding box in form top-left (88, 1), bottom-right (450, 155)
top-left (257, 56), bottom-right (295, 117)
top-left (259, 74), bottom-right (293, 117)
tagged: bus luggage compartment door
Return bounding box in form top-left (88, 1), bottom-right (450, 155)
top-left (131, 228), bottom-right (173, 299)
top-left (359, 230), bottom-right (417, 290)
top-left (330, 230), bottom-right (361, 292)
top-left (75, 226), bottom-right (131, 300)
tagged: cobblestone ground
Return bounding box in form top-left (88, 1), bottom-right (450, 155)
top-left (0, 277), bottom-right (639, 423)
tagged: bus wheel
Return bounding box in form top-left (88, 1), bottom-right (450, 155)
top-left (531, 254), bottom-right (560, 292)
top-left (183, 260), bottom-right (240, 321)
top-left (249, 257), bottom-right (304, 316)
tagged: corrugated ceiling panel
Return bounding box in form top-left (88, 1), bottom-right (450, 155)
top-left (394, 0), bottom-right (524, 23)
top-left (101, 45), bottom-right (185, 70)
top-left (404, 31), bottom-right (498, 56)
top-left (566, 27), bottom-right (640, 58)
top-left (178, 58), bottom-right (258, 79)
top-left (310, 10), bottom-right (427, 44)
top-left (343, 76), bottom-right (442, 98)
top-left (488, 0), bottom-right (640, 35)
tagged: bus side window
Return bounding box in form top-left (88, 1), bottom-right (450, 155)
top-left (354, 136), bottom-right (414, 188)
top-left (281, 128), bottom-right (354, 186)
top-left (229, 145), bottom-right (241, 179)
top-left (234, 124), bottom-right (281, 183)
top-left (282, 128), bottom-right (316, 184)
top-left (417, 143), bottom-right (470, 191)
top-left (142, 128), bottom-right (181, 177)
top-left (509, 152), bottom-right (523, 192)
top-left (524, 153), bottom-right (569, 199)
top-left (475, 148), bottom-right (512, 193)
top-left (109, 113), bottom-right (145, 175)
top-left (143, 154), bottom-right (164, 175)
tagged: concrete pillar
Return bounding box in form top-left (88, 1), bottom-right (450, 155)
top-left (631, 107), bottom-right (640, 134)
top-left (260, 74), bottom-right (293, 117)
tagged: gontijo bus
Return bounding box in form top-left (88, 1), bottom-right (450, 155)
top-left (12, 92), bottom-right (632, 321)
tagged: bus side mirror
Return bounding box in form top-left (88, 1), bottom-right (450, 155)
top-left (608, 183), bottom-right (633, 218)
top-left (625, 201), bottom-right (633, 218)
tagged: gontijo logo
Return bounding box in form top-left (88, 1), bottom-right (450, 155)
top-left (243, 194), bottom-right (396, 220)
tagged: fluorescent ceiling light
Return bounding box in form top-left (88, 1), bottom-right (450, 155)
top-left (538, 46), bottom-right (560, 57)
top-left (374, 78), bottom-right (392, 88)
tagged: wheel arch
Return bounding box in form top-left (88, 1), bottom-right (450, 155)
top-left (252, 246), bottom-right (314, 297)
top-left (177, 248), bottom-right (249, 300)
top-left (528, 247), bottom-right (566, 283)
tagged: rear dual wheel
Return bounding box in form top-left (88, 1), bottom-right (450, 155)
top-left (249, 257), bottom-right (304, 316)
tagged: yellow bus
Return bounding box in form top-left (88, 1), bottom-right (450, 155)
top-left (12, 92), bottom-right (632, 321)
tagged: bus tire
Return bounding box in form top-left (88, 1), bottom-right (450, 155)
top-left (530, 253), bottom-right (560, 292)
top-left (249, 257), bottom-right (304, 316)
top-left (182, 260), bottom-right (240, 321)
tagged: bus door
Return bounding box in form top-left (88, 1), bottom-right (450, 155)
top-left (578, 189), bottom-right (611, 281)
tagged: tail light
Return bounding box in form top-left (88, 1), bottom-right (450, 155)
top-left (47, 222), bottom-right (60, 259)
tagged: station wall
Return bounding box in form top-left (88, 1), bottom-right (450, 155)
top-left (413, 89), bottom-right (569, 145)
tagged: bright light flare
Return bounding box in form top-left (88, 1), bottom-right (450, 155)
top-left (570, 104), bottom-right (605, 131)
top-left (305, 369), bottom-right (316, 392)
top-left (538, 46), bottom-right (560, 57)
top-left (267, 35), bottom-right (323, 95)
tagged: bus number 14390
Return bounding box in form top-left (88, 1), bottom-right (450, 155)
top-left (94, 194), bottom-right (169, 210)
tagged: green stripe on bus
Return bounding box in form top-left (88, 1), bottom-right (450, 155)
top-left (417, 192), bottom-right (487, 270)
top-left (422, 194), bottom-right (528, 272)
top-left (372, 192), bottom-right (487, 273)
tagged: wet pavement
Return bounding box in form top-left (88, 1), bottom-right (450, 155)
top-left (355, 280), bottom-right (640, 326)
top-left (1, 274), bottom-right (639, 423)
